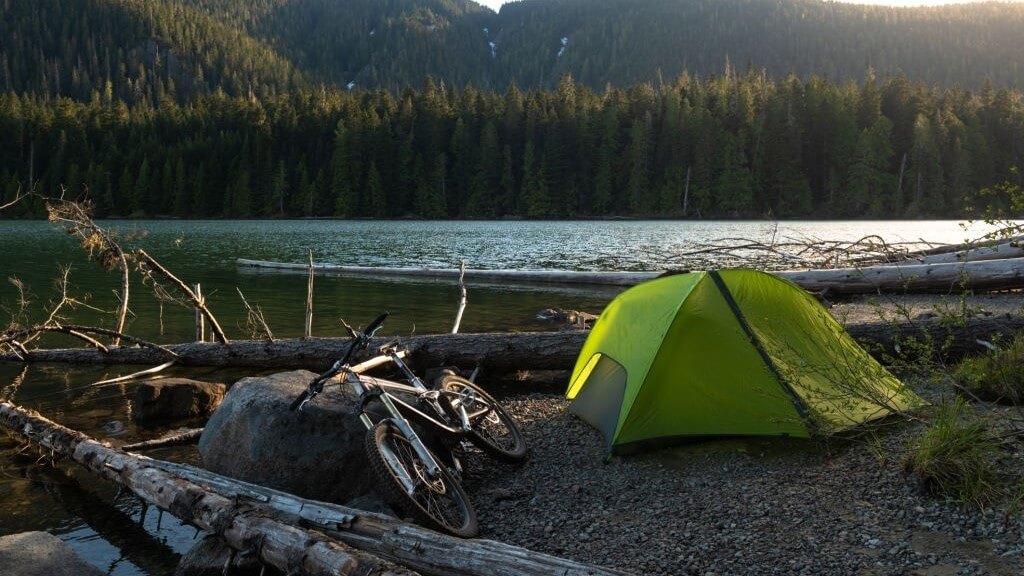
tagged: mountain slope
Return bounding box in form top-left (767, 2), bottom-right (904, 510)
top-left (490, 0), bottom-right (1024, 89)
top-left (0, 0), bottom-right (303, 103)
top-left (5, 0), bottom-right (1024, 99)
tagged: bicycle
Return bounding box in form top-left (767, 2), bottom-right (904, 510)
top-left (289, 312), bottom-right (527, 537)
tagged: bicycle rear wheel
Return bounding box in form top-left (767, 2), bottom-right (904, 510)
top-left (364, 421), bottom-right (478, 537)
top-left (437, 375), bottom-right (528, 463)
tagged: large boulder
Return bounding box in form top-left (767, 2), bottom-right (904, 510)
top-left (133, 378), bottom-right (226, 425)
top-left (198, 370), bottom-right (376, 504)
top-left (0, 531), bottom-right (104, 576)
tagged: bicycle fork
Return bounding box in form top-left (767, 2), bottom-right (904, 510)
top-left (361, 390), bottom-right (444, 496)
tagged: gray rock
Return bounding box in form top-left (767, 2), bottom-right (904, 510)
top-left (0, 531), bottom-right (103, 576)
top-left (199, 370), bottom-right (375, 503)
top-left (133, 378), bottom-right (226, 425)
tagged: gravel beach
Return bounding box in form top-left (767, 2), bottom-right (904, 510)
top-left (462, 393), bottom-right (1024, 576)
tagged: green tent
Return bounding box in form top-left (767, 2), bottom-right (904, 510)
top-left (566, 269), bottom-right (923, 453)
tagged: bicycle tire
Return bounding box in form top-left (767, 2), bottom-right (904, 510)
top-left (437, 375), bottom-right (528, 463)
top-left (364, 421), bottom-right (479, 537)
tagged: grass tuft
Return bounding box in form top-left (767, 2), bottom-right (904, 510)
top-left (903, 398), bottom-right (1002, 507)
top-left (954, 333), bottom-right (1024, 405)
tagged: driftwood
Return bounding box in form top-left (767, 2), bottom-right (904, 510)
top-left (910, 239), bottom-right (1024, 265)
top-left (120, 427), bottom-right (204, 451)
top-left (93, 360), bottom-right (176, 386)
top-left (238, 259), bottom-right (657, 286)
top-left (0, 400), bottom-right (415, 576)
top-left (452, 261), bottom-right (467, 334)
top-left (0, 401), bottom-right (630, 576)
top-left (306, 250), bottom-right (315, 339)
top-left (776, 257), bottom-right (1024, 295)
top-left (239, 258), bottom-right (1024, 294)
top-left (4, 316), bottom-right (1022, 370)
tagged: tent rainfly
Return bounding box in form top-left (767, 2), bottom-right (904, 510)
top-left (566, 269), bottom-right (923, 454)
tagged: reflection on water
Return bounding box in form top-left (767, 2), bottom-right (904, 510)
top-left (0, 363), bottom-right (254, 575)
top-left (0, 218), bottom-right (1004, 574)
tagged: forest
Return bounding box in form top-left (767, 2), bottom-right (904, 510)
top-left (2, 71), bottom-right (1022, 220)
top-left (3, 0), bottom-right (1024, 219)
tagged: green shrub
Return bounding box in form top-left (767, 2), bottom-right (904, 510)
top-left (904, 398), bottom-right (1002, 507)
top-left (954, 333), bottom-right (1024, 404)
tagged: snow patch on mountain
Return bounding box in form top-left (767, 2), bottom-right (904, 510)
top-left (558, 37), bottom-right (568, 58)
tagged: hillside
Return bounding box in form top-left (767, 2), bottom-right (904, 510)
top-left (1, 0), bottom-right (303, 104)
top-left (5, 0), bottom-right (1024, 104)
top-left (490, 0), bottom-right (1024, 90)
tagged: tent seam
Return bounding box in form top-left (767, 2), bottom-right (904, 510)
top-left (708, 270), bottom-right (815, 432)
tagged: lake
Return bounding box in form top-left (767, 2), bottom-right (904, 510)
top-left (0, 218), bottom-right (1004, 574)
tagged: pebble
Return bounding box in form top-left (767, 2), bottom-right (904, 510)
top-left (462, 394), bottom-right (1024, 575)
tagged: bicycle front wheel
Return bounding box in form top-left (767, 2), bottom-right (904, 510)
top-left (437, 375), bottom-right (528, 463)
top-left (365, 421), bottom-right (479, 537)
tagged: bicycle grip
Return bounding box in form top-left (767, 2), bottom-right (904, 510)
top-left (363, 312), bottom-right (390, 336)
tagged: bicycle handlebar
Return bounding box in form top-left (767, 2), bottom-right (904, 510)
top-left (364, 312), bottom-right (389, 338)
top-left (290, 312), bottom-right (390, 411)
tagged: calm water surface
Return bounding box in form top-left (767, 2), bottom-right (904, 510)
top-left (0, 218), bottom-right (1002, 574)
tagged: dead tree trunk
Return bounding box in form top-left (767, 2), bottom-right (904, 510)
top-left (0, 401), bottom-right (631, 576)
top-left (908, 240), bottom-right (1024, 265)
top-left (3, 316), bottom-right (1021, 369)
top-left (239, 258), bottom-right (1024, 294)
top-left (776, 257), bottom-right (1024, 295)
top-left (0, 401), bottom-right (416, 576)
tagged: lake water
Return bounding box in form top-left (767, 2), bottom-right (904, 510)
top-left (0, 218), bottom-right (1004, 574)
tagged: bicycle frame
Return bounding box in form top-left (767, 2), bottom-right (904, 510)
top-left (337, 348), bottom-right (479, 495)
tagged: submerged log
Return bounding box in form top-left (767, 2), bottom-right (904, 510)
top-left (3, 315), bottom-right (1022, 370)
top-left (239, 257), bottom-right (1024, 294)
top-left (238, 258), bottom-right (659, 286)
top-left (0, 401), bottom-right (630, 576)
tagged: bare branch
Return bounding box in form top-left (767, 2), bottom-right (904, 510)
top-left (237, 288), bottom-right (274, 342)
top-left (0, 185), bottom-right (28, 212)
top-left (93, 360), bottom-right (176, 386)
top-left (45, 198), bottom-right (131, 343)
top-left (0, 324), bottom-right (178, 358)
top-left (305, 249), bottom-right (314, 339)
top-left (136, 249), bottom-right (229, 345)
top-left (452, 260), bottom-right (467, 334)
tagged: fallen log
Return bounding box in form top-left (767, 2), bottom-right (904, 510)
top-left (3, 316), bottom-right (1023, 370)
top-left (0, 332), bottom-right (586, 371)
top-left (908, 239), bottom-right (1024, 265)
top-left (776, 257), bottom-right (1024, 295)
top-left (238, 258), bottom-right (659, 286)
top-left (0, 401), bottom-right (416, 576)
top-left (239, 257), bottom-right (1024, 295)
top-left (0, 400), bottom-right (630, 576)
